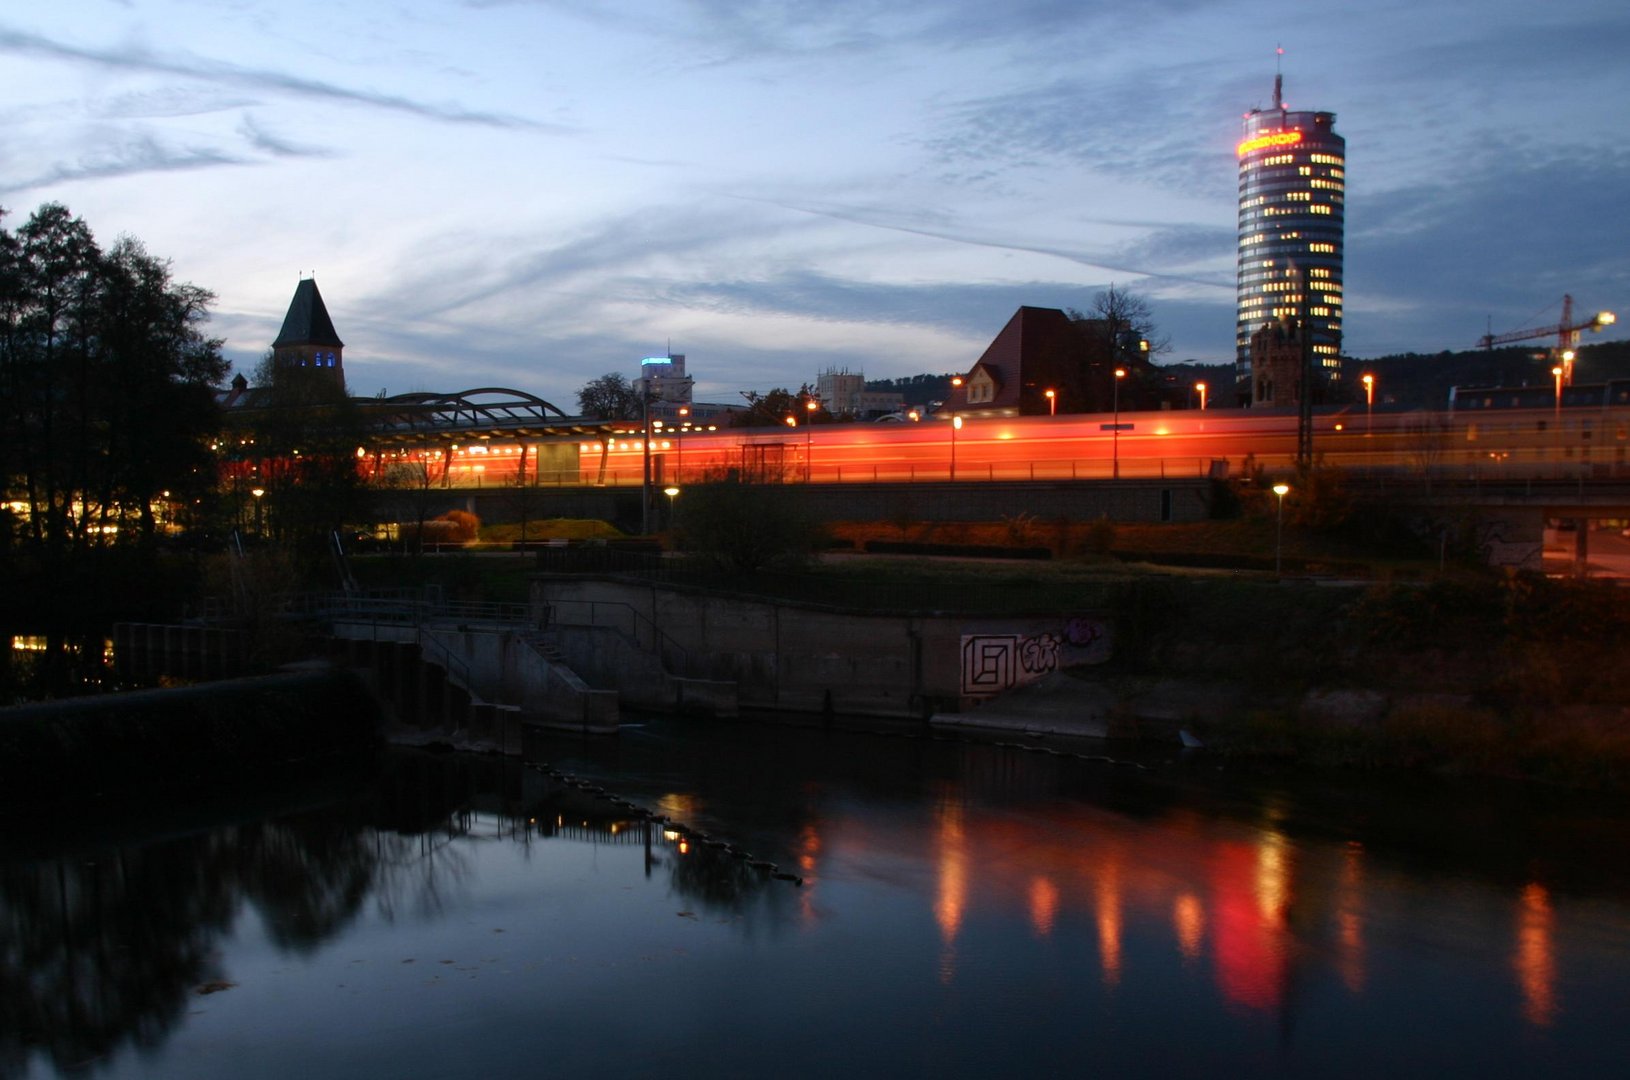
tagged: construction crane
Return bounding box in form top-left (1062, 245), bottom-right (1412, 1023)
top-left (1477, 294), bottom-right (1616, 384)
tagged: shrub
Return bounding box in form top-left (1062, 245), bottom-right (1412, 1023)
top-left (673, 476), bottom-right (825, 572)
top-left (439, 509), bottom-right (481, 542)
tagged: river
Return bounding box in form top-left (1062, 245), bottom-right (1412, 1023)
top-left (6, 714), bottom-right (1630, 1078)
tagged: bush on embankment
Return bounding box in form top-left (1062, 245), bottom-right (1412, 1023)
top-left (1102, 573), bottom-right (1630, 788)
top-left (0, 667), bottom-right (385, 807)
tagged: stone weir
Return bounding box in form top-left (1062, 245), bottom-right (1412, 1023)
top-left (0, 667), bottom-right (385, 808)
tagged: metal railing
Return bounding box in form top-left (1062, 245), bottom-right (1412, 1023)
top-left (535, 547), bottom-right (1120, 614)
top-left (288, 590), bottom-right (535, 628)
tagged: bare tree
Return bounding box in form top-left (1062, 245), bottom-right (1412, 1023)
top-left (576, 373), bottom-right (644, 486)
top-left (576, 372), bottom-right (643, 420)
top-left (1069, 284), bottom-right (1171, 359)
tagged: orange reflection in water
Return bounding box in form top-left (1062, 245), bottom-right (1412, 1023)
top-left (1174, 893), bottom-right (1204, 961)
top-left (1097, 862), bottom-right (1123, 988)
top-left (1029, 876), bottom-right (1060, 938)
top-left (935, 799), bottom-right (967, 984)
top-left (901, 784), bottom-right (1369, 1015)
top-left (1515, 882), bottom-right (1558, 1027)
top-left (797, 822), bottom-right (823, 924)
top-left (1336, 841), bottom-right (1366, 993)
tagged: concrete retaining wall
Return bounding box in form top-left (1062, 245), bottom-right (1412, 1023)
top-left (532, 578), bottom-right (1113, 719)
top-left (329, 622), bottom-right (618, 735)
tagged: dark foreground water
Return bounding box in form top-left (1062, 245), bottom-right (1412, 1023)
top-left (7, 716), bottom-right (1630, 1079)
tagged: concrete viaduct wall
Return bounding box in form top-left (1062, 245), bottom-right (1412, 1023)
top-left (409, 478), bottom-right (1218, 535)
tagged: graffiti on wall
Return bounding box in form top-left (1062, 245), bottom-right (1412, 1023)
top-left (960, 617), bottom-right (1109, 697)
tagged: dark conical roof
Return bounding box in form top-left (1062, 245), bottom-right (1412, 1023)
top-left (272, 278), bottom-right (344, 348)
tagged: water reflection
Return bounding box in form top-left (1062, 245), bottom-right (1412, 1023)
top-left (3, 632), bottom-right (123, 704)
top-left (0, 751), bottom-right (778, 1076)
top-left (1516, 882), bottom-right (1558, 1027)
top-left (933, 795), bottom-right (966, 984)
top-left (5, 722), bottom-right (1628, 1076)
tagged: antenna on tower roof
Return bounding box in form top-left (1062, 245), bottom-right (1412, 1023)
top-left (1273, 45), bottom-right (1284, 110)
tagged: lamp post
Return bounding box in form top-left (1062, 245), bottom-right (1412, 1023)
top-left (639, 378), bottom-right (653, 536)
top-left (1362, 373), bottom-right (1375, 436)
top-left (951, 415), bottom-right (962, 480)
top-left (1195, 381), bottom-right (1207, 412)
top-left (1045, 388), bottom-right (1056, 416)
top-left (676, 405), bottom-right (688, 484)
top-left (1272, 483), bottom-right (1289, 577)
top-left (1112, 367), bottom-right (1126, 479)
top-left (1552, 364), bottom-right (1564, 422)
top-left (251, 486), bottom-right (265, 536)
top-left (805, 398), bottom-right (818, 481)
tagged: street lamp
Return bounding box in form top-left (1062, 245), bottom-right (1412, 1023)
top-left (639, 378), bottom-right (654, 535)
top-left (251, 486), bottom-right (265, 535)
top-left (1195, 381), bottom-right (1207, 411)
top-left (1045, 388), bottom-right (1056, 416)
top-left (1272, 483), bottom-right (1290, 577)
top-left (1112, 367), bottom-right (1126, 479)
top-left (805, 398), bottom-right (818, 481)
top-left (951, 415), bottom-right (962, 480)
top-left (663, 485), bottom-right (679, 530)
top-left (675, 405), bottom-right (689, 484)
top-left (1552, 364), bottom-right (1564, 422)
top-left (1361, 373), bottom-right (1375, 436)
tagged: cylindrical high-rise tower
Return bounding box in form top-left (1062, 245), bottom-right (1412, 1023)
top-left (1235, 75), bottom-right (1344, 404)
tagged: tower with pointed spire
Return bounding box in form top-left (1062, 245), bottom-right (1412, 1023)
top-left (1235, 68), bottom-right (1344, 405)
top-left (271, 277), bottom-right (346, 391)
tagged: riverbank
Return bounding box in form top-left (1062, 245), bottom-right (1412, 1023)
top-left (0, 666), bottom-right (385, 808)
top-left (956, 572), bottom-right (1630, 790)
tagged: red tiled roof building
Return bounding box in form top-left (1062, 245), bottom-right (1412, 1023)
top-left (938, 306), bottom-right (1133, 418)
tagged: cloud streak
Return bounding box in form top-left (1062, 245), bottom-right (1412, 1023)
top-left (0, 132), bottom-right (244, 196)
top-left (0, 26), bottom-right (569, 132)
top-left (741, 194), bottom-right (1233, 291)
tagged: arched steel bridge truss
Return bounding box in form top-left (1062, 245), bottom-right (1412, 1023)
top-left (361, 387), bottom-right (624, 444)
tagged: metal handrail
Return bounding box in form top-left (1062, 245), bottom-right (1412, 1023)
top-left (541, 598), bottom-right (691, 676)
top-left (415, 626), bottom-right (476, 695)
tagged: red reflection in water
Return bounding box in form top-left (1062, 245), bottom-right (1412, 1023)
top-left (1209, 832), bottom-right (1293, 1011)
top-left (1515, 882), bottom-right (1558, 1027)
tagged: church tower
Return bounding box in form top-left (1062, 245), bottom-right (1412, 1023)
top-left (271, 278), bottom-right (345, 391)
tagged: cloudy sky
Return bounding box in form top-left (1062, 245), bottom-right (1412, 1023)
top-left (5, 1), bottom-right (1627, 408)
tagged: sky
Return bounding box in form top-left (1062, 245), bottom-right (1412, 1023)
top-left (4, 1), bottom-right (1628, 410)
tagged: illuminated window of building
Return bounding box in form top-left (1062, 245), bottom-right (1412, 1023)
top-left (1311, 205), bottom-right (1332, 215)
